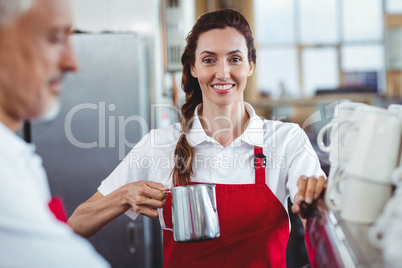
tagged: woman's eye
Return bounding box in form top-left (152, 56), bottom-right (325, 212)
top-left (203, 58), bottom-right (214, 64)
top-left (231, 57), bottom-right (242, 63)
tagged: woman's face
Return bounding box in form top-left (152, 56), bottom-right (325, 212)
top-left (191, 27), bottom-right (254, 109)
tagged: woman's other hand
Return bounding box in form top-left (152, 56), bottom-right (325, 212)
top-left (123, 181), bottom-right (169, 220)
top-left (68, 181), bottom-right (169, 237)
top-left (291, 175), bottom-right (326, 218)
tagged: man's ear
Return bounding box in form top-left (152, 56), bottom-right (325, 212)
top-left (191, 65), bottom-right (197, 78)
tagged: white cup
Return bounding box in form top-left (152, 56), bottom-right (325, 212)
top-left (317, 101), bottom-right (367, 166)
top-left (319, 102), bottom-right (367, 208)
top-left (368, 193), bottom-right (402, 248)
top-left (383, 226), bottom-right (402, 268)
top-left (325, 167), bottom-right (347, 211)
top-left (333, 177), bottom-right (393, 224)
top-left (369, 215), bottom-right (402, 250)
top-left (391, 166), bottom-right (402, 186)
top-left (388, 104), bottom-right (402, 166)
top-left (317, 101), bottom-right (367, 210)
top-left (343, 106), bottom-right (401, 184)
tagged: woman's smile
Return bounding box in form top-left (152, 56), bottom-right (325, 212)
top-left (211, 83), bottom-right (235, 94)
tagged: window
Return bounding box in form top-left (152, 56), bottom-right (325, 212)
top-left (386, 0), bottom-right (402, 14)
top-left (257, 48), bottom-right (299, 98)
top-left (342, 0), bottom-right (383, 41)
top-left (254, 0), bottom-right (295, 44)
top-left (302, 47), bottom-right (339, 96)
top-left (299, 0), bottom-right (338, 44)
top-left (254, 0), bottom-right (385, 98)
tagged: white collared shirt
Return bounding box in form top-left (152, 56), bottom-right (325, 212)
top-left (99, 103), bottom-right (325, 219)
top-left (0, 122), bottom-right (109, 267)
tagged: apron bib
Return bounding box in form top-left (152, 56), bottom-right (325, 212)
top-left (162, 146), bottom-right (289, 268)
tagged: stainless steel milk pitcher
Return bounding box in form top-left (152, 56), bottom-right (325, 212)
top-left (158, 184), bottom-right (220, 242)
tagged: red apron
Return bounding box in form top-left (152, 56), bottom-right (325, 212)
top-left (48, 196), bottom-right (68, 223)
top-left (162, 146), bottom-right (289, 268)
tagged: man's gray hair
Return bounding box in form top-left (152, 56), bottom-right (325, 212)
top-left (0, 0), bottom-right (33, 27)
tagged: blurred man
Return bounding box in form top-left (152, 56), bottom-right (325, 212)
top-left (0, 0), bottom-right (109, 266)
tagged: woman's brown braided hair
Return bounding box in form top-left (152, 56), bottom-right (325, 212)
top-left (171, 9), bottom-right (257, 186)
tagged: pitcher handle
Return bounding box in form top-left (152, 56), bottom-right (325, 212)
top-left (158, 191), bottom-right (173, 232)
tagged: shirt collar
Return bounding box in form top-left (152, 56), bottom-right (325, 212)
top-left (0, 121), bottom-right (36, 157)
top-left (186, 104), bottom-right (210, 147)
top-left (240, 103), bottom-right (264, 147)
top-left (186, 102), bottom-right (264, 147)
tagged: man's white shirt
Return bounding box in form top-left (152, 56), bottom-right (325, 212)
top-left (0, 122), bottom-right (109, 267)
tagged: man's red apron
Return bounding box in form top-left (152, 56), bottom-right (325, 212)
top-left (162, 146), bottom-right (289, 268)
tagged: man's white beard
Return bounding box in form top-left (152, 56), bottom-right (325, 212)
top-left (32, 101), bottom-right (61, 123)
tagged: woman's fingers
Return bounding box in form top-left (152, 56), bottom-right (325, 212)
top-left (145, 181), bottom-right (170, 192)
top-left (145, 186), bottom-right (169, 201)
top-left (314, 176), bottom-right (327, 199)
top-left (124, 181), bottom-right (169, 219)
top-left (292, 175), bottom-right (327, 217)
top-left (295, 175), bottom-right (308, 203)
top-left (304, 176), bottom-right (317, 204)
top-left (291, 194), bottom-right (301, 214)
top-left (134, 205), bottom-right (159, 219)
top-left (292, 176), bottom-right (308, 214)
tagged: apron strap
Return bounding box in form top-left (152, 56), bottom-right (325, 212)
top-left (254, 146), bottom-right (266, 185)
top-left (48, 196), bottom-right (68, 223)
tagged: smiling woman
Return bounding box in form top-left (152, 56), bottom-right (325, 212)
top-left (68, 8), bottom-right (326, 268)
top-left (175, 9), bottom-right (257, 185)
